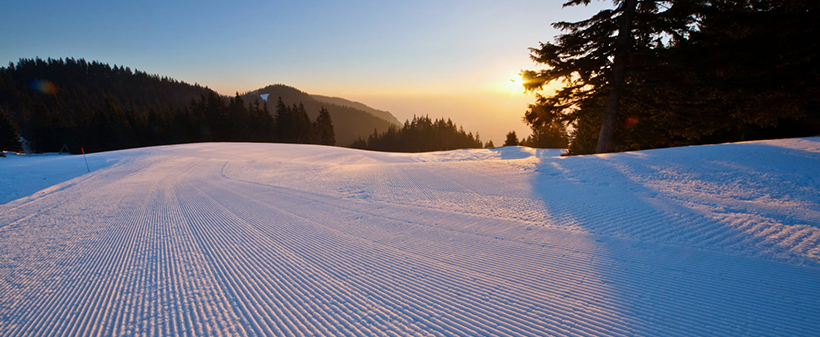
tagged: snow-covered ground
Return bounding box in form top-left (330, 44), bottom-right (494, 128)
top-left (0, 151), bottom-right (128, 204)
top-left (1, 139), bottom-right (819, 336)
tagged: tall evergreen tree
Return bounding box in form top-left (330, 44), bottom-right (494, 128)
top-left (523, 0), bottom-right (683, 153)
top-left (260, 100), bottom-right (275, 142)
top-left (0, 108), bottom-right (21, 153)
top-left (523, 120), bottom-right (569, 149)
top-left (597, 0), bottom-right (638, 153)
top-left (204, 92), bottom-right (227, 141)
top-left (228, 92), bottom-right (249, 141)
top-left (524, 0), bottom-right (820, 154)
top-left (504, 131), bottom-right (519, 147)
top-left (666, 0), bottom-right (820, 142)
top-left (292, 103), bottom-right (312, 143)
top-left (275, 97), bottom-right (292, 143)
top-left (315, 107), bottom-right (336, 146)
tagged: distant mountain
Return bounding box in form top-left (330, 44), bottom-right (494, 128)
top-left (311, 94), bottom-right (401, 125)
top-left (244, 85), bottom-right (400, 146)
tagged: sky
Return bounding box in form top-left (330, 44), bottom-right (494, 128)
top-left (1, 0), bottom-right (608, 144)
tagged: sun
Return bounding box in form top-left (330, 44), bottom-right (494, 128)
top-left (509, 76), bottom-right (524, 93)
top-left (490, 67), bottom-right (529, 95)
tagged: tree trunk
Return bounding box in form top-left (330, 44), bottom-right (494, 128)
top-left (596, 0), bottom-right (639, 153)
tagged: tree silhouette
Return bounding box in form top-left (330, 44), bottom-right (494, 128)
top-left (524, 0), bottom-right (820, 154)
top-left (504, 131), bottom-right (519, 147)
top-left (0, 108), bottom-right (21, 152)
top-left (352, 115), bottom-right (482, 152)
top-left (315, 107), bottom-right (335, 146)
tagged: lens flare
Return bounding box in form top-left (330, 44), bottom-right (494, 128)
top-left (30, 79), bottom-right (58, 95)
top-left (625, 116), bottom-right (639, 129)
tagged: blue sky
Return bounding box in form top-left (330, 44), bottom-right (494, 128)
top-left (1, 0), bottom-right (607, 143)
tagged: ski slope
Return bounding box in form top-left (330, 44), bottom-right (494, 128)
top-left (1, 139), bottom-right (819, 336)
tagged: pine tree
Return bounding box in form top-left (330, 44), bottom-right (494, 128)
top-left (204, 92), bottom-right (227, 141)
top-left (260, 100), bottom-right (275, 142)
top-left (524, 0), bottom-right (820, 154)
top-left (504, 131), bottom-right (519, 147)
top-left (275, 97), bottom-right (292, 142)
top-left (228, 92), bottom-right (249, 141)
top-left (596, 0), bottom-right (638, 153)
top-left (0, 108), bottom-right (21, 153)
top-left (524, 120), bottom-right (569, 149)
top-left (666, 0), bottom-right (820, 142)
top-left (315, 107), bottom-right (335, 146)
top-left (292, 103), bottom-right (312, 143)
top-left (523, 0), bottom-right (693, 153)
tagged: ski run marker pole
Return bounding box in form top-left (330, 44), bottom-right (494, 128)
top-left (81, 147), bottom-right (90, 173)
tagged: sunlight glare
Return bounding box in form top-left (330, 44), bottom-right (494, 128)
top-left (509, 76), bottom-right (524, 94)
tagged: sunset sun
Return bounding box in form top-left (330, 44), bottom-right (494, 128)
top-left (509, 76), bottom-right (524, 93)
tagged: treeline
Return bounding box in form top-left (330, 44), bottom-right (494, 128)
top-left (522, 0), bottom-right (820, 154)
top-left (351, 115), bottom-right (483, 152)
top-left (502, 127), bottom-right (568, 149)
top-left (1, 58), bottom-right (211, 121)
top-left (271, 98), bottom-right (335, 146)
top-left (0, 58), bottom-right (333, 153)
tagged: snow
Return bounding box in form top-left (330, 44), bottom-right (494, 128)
top-left (1, 138), bottom-right (819, 336)
top-left (0, 150), bottom-right (140, 204)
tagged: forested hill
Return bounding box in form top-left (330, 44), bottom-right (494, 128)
top-left (0, 58), bottom-right (403, 153)
top-left (244, 85), bottom-right (399, 145)
top-left (0, 58), bottom-right (213, 123)
top-left (0, 58), bottom-right (337, 153)
top-left (0, 58), bottom-right (218, 153)
top-left (311, 94), bottom-right (401, 125)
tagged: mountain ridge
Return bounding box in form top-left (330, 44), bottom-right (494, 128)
top-left (243, 84), bottom-right (400, 146)
top-left (311, 94), bottom-right (401, 125)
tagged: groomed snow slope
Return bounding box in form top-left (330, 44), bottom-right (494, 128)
top-left (1, 139), bottom-right (819, 336)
